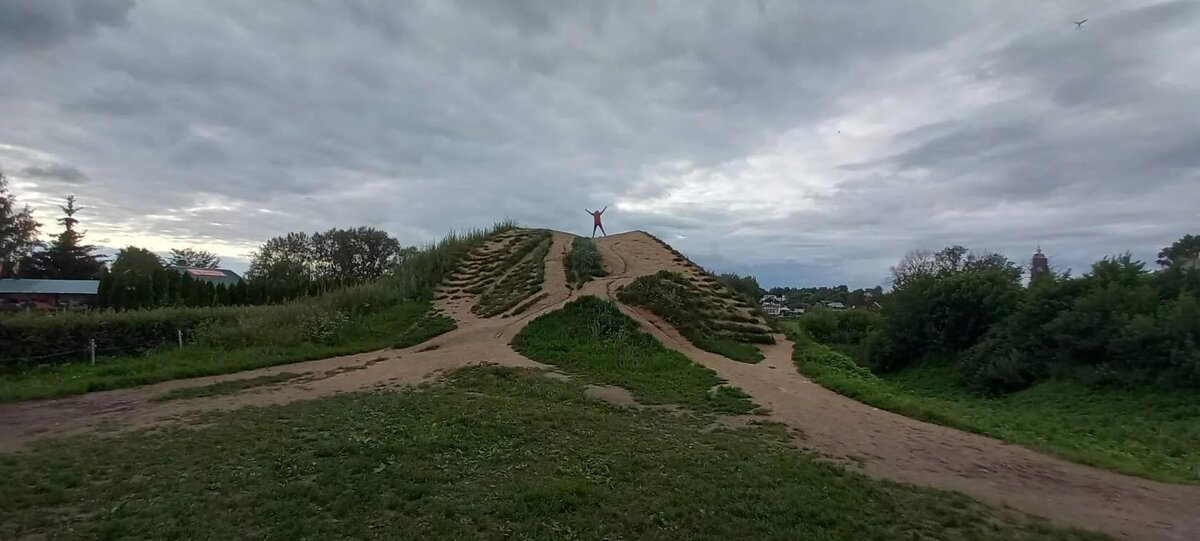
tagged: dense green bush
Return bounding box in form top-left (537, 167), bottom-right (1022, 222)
top-left (865, 262), bottom-right (1022, 372)
top-left (715, 272), bottom-right (764, 302)
top-left (798, 308), bottom-right (880, 345)
top-left (0, 308), bottom-right (236, 363)
top-left (563, 236), bottom-right (605, 288)
top-left (855, 237), bottom-right (1200, 394)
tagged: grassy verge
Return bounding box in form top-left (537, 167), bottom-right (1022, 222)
top-left (394, 312), bottom-right (457, 349)
top-left (785, 325), bottom-right (1200, 484)
top-left (512, 296), bottom-right (756, 414)
top-left (0, 302), bottom-right (427, 403)
top-left (0, 365), bottom-right (1101, 540)
top-left (564, 236), bottom-right (605, 288)
top-left (617, 271), bottom-right (769, 364)
top-left (152, 373), bottom-right (301, 401)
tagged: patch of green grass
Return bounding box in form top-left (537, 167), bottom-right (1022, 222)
top-left (786, 327), bottom-right (1200, 484)
top-left (617, 271), bottom-right (770, 363)
top-left (564, 236), bottom-right (606, 288)
top-left (152, 372), bottom-right (302, 402)
top-left (0, 365), bottom-right (1102, 540)
top-left (394, 312), bottom-right (457, 349)
top-left (692, 336), bottom-right (766, 363)
top-left (512, 296), bottom-right (756, 414)
top-left (0, 302), bottom-right (428, 403)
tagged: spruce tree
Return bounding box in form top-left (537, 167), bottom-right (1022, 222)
top-left (25, 195), bottom-right (106, 279)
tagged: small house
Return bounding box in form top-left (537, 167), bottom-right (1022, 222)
top-left (0, 279), bottom-right (100, 310)
top-left (760, 294), bottom-right (786, 305)
top-left (822, 301), bottom-right (847, 310)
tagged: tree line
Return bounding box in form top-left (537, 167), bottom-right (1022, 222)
top-left (767, 284), bottom-right (886, 309)
top-left (852, 235), bottom-right (1200, 393)
top-left (1, 173), bottom-right (226, 281)
top-left (3, 171), bottom-right (418, 310)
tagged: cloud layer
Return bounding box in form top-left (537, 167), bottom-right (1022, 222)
top-left (1, 0), bottom-right (1196, 286)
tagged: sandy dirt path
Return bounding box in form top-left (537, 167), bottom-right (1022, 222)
top-left (590, 232), bottom-right (1200, 541)
top-left (0, 232), bottom-right (577, 451)
top-left (3, 229), bottom-right (1199, 540)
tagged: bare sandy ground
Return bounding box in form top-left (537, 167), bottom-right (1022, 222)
top-left (2, 230), bottom-right (1198, 540)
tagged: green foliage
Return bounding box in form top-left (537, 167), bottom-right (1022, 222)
top-left (768, 284), bottom-right (885, 310)
top-left (787, 327), bottom-right (1200, 483)
top-left (955, 251), bottom-right (1200, 392)
top-left (797, 308), bottom-right (880, 345)
top-left (513, 296), bottom-right (757, 414)
top-left (21, 195), bottom-right (106, 279)
top-left (0, 365), bottom-right (1098, 540)
top-left (300, 310), bottom-right (351, 345)
top-left (394, 312), bottom-right (457, 349)
top-left (109, 246), bottom-right (164, 277)
top-left (617, 271), bottom-right (770, 363)
top-left (1157, 234), bottom-right (1200, 267)
top-left (167, 247), bottom-right (221, 269)
top-left (0, 171), bottom-right (40, 271)
top-left (563, 235), bottom-right (605, 288)
top-left (715, 272), bottom-right (763, 301)
top-left (0, 307), bottom-right (237, 364)
top-left (152, 372), bottom-right (301, 401)
top-left (866, 248), bottom-right (1024, 372)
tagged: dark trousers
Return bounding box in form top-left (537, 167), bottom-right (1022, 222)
top-left (592, 224), bottom-right (606, 237)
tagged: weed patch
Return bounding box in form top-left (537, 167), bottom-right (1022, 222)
top-left (152, 373), bottom-right (301, 401)
top-left (394, 312), bottom-right (457, 349)
top-left (564, 236), bottom-right (605, 288)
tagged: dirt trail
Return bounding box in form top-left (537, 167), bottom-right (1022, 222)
top-left (0, 232), bottom-right (576, 451)
top-left (3, 229), bottom-right (1198, 540)
top-left (590, 232), bottom-right (1200, 541)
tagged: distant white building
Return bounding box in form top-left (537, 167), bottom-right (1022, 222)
top-left (760, 294), bottom-right (786, 305)
top-left (761, 295), bottom-right (801, 318)
top-left (822, 301), bottom-right (847, 310)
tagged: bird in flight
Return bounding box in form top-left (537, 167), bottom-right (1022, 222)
top-left (1074, 18), bottom-right (1088, 29)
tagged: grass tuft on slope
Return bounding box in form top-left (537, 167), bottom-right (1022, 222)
top-left (512, 296), bottom-right (755, 414)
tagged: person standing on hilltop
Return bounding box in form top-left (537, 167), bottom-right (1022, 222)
top-left (586, 206), bottom-right (607, 237)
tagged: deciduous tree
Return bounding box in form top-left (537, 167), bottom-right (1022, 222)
top-left (168, 247), bottom-right (221, 268)
top-left (0, 171), bottom-right (40, 277)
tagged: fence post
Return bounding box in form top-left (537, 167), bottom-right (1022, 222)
top-left (178, 329), bottom-right (184, 348)
top-left (89, 339), bottom-right (96, 365)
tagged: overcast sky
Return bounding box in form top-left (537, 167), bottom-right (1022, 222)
top-left (2, 0), bottom-right (1197, 287)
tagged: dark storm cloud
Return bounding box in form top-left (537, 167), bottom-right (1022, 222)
top-left (0, 0), bottom-right (1196, 284)
top-left (20, 163), bottom-right (89, 184)
top-left (0, 0), bottom-right (133, 51)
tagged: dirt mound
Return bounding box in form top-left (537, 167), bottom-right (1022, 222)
top-left (3, 228), bottom-right (1199, 540)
